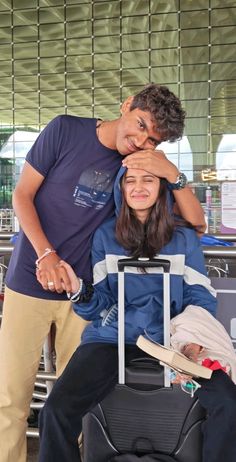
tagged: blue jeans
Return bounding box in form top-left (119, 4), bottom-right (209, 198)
top-left (39, 343), bottom-right (236, 462)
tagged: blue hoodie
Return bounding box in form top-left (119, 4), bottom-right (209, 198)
top-left (74, 167), bottom-right (217, 345)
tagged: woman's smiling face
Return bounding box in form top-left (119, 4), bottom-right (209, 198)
top-left (123, 168), bottom-right (160, 222)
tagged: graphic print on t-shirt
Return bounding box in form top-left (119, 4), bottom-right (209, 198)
top-left (73, 168), bottom-right (113, 209)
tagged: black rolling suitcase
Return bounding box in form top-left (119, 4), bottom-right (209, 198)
top-left (82, 258), bottom-right (205, 462)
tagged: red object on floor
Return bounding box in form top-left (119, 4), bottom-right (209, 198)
top-left (202, 358), bottom-right (227, 373)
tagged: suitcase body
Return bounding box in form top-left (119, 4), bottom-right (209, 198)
top-left (83, 258), bottom-right (204, 462)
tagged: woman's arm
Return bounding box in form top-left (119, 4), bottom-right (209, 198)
top-left (122, 149), bottom-right (206, 234)
top-left (60, 228), bottom-right (117, 321)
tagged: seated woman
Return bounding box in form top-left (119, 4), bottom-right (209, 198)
top-left (39, 167), bottom-right (236, 462)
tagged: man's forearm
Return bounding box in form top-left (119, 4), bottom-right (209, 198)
top-left (13, 190), bottom-right (53, 257)
top-left (173, 186), bottom-right (206, 235)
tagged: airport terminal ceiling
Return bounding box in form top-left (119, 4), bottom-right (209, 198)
top-left (0, 0), bottom-right (235, 225)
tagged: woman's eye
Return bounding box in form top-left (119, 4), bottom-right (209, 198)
top-left (138, 121), bottom-right (144, 129)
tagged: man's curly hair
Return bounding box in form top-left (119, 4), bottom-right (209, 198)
top-left (130, 83), bottom-right (186, 143)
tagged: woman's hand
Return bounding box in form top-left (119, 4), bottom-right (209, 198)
top-left (58, 260), bottom-right (81, 294)
top-left (170, 372), bottom-right (192, 384)
top-left (36, 253), bottom-right (72, 294)
top-left (170, 344), bottom-right (203, 384)
top-left (181, 343), bottom-right (203, 362)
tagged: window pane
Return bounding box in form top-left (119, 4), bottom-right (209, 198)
top-left (67, 38), bottom-right (92, 55)
top-left (151, 0), bottom-right (177, 14)
top-left (40, 73), bottom-right (65, 90)
top-left (180, 11), bottom-right (209, 29)
top-left (40, 57), bottom-right (65, 74)
top-left (94, 87), bottom-right (120, 105)
top-left (0, 44), bottom-right (12, 60)
top-left (0, 12), bottom-right (11, 26)
top-left (67, 72), bottom-right (92, 89)
top-left (67, 89), bottom-right (92, 106)
top-left (66, 4), bottom-right (91, 22)
top-left (122, 68), bottom-right (149, 86)
top-left (40, 40), bottom-right (64, 58)
top-left (151, 13), bottom-right (177, 32)
top-left (14, 59), bottom-right (38, 75)
top-left (66, 20), bottom-right (92, 38)
top-left (151, 48), bottom-right (179, 66)
top-left (13, 25), bottom-right (38, 42)
top-left (151, 30), bottom-right (179, 49)
top-left (94, 52), bottom-right (120, 71)
top-left (13, 9), bottom-right (37, 26)
top-left (211, 7), bottom-right (236, 27)
top-left (94, 70), bottom-right (120, 87)
top-left (94, 1), bottom-right (120, 18)
top-left (40, 90), bottom-right (65, 107)
top-left (122, 51), bottom-right (149, 69)
top-left (94, 18), bottom-right (120, 36)
top-left (40, 23), bottom-right (64, 40)
top-left (15, 92), bottom-right (38, 108)
top-left (122, 16), bottom-right (149, 34)
top-left (14, 75), bottom-right (38, 91)
top-left (0, 26), bottom-right (11, 43)
top-left (94, 36), bottom-right (120, 53)
top-left (14, 42), bottom-right (38, 59)
top-left (0, 93), bottom-right (12, 109)
top-left (151, 66), bottom-right (179, 84)
top-left (39, 7), bottom-right (64, 24)
top-left (0, 60), bottom-right (12, 77)
top-left (122, 0), bottom-right (149, 16)
top-left (67, 55), bottom-right (92, 72)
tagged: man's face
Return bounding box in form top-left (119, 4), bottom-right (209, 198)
top-left (115, 97), bottom-right (162, 156)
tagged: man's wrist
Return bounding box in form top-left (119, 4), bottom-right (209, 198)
top-left (35, 248), bottom-right (56, 268)
top-left (167, 172), bottom-right (188, 190)
top-left (166, 169), bottom-right (180, 183)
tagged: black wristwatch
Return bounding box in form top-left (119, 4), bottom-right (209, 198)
top-left (167, 172), bottom-right (188, 190)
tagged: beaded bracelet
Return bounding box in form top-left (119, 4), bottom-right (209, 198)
top-left (70, 278), bottom-right (84, 302)
top-left (35, 248), bottom-right (56, 268)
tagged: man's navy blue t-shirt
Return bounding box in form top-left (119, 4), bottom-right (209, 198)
top-left (6, 115), bottom-right (121, 299)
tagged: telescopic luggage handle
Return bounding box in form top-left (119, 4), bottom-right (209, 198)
top-left (118, 258), bottom-right (170, 272)
top-left (118, 257), bottom-right (171, 386)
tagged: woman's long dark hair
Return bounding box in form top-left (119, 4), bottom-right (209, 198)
top-left (115, 177), bottom-right (175, 259)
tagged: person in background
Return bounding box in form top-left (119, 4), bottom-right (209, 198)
top-left (0, 83), bottom-right (206, 462)
top-left (39, 167), bottom-right (236, 462)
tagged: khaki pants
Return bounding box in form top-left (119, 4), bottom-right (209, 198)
top-left (0, 287), bottom-right (88, 462)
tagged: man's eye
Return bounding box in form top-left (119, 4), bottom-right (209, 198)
top-left (149, 139), bottom-right (158, 147)
top-left (138, 121), bottom-right (144, 129)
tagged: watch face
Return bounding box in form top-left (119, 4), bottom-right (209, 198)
top-left (168, 172), bottom-right (188, 190)
top-left (179, 172), bottom-right (187, 188)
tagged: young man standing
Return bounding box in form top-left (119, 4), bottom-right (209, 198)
top-left (0, 83), bottom-right (205, 462)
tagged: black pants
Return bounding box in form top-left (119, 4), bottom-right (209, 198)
top-left (38, 343), bottom-right (236, 462)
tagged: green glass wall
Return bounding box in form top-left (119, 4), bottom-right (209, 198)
top-left (0, 0), bottom-right (235, 231)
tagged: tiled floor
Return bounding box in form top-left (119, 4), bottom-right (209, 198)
top-left (27, 438), bottom-right (39, 462)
